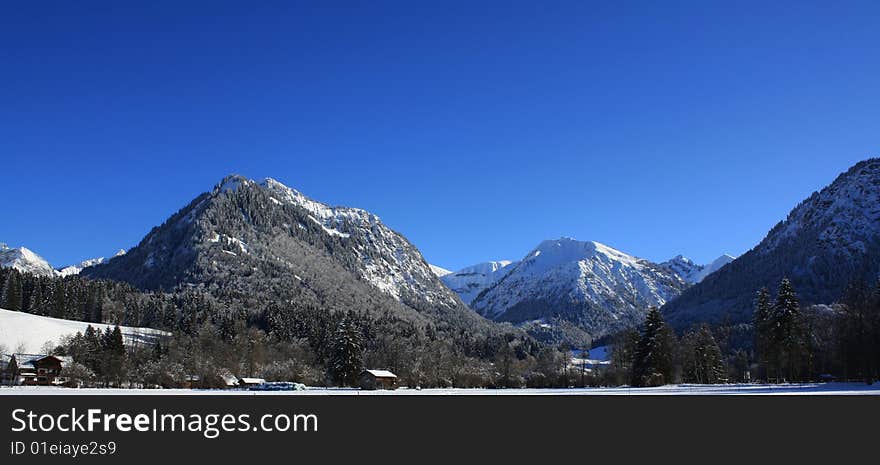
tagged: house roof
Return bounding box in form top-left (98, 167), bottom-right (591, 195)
top-left (239, 377), bottom-right (266, 384)
top-left (364, 369), bottom-right (397, 378)
top-left (10, 354), bottom-right (71, 368)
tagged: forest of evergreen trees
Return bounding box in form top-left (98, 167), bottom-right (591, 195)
top-left (602, 278), bottom-right (880, 387)
top-left (2, 266), bottom-right (878, 389)
top-left (0, 267), bottom-right (538, 388)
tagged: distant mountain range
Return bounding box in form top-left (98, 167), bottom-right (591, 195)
top-left (660, 254), bottom-right (736, 284)
top-left (435, 241), bottom-right (732, 341)
top-left (466, 239), bottom-right (724, 340)
top-left (0, 243), bottom-right (125, 278)
top-left (6, 158), bottom-right (879, 344)
top-left (663, 157), bottom-right (880, 328)
top-left (439, 260), bottom-right (518, 305)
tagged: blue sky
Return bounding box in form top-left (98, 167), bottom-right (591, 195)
top-left (1, 1), bottom-right (878, 270)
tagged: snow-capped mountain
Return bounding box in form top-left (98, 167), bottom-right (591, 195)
top-left (661, 254), bottom-right (735, 284)
top-left (694, 254), bottom-right (735, 282)
top-left (1, 244), bottom-right (128, 278)
top-left (258, 177), bottom-right (461, 308)
top-left (56, 250), bottom-right (126, 277)
top-left (660, 255), bottom-right (702, 283)
top-left (471, 238), bottom-right (688, 338)
top-left (663, 158), bottom-right (880, 328)
top-left (440, 260), bottom-right (518, 305)
top-left (83, 175), bottom-right (485, 331)
top-left (0, 244), bottom-right (56, 277)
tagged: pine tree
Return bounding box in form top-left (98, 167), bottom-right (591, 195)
top-left (753, 287), bottom-right (773, 380)
top-left (682, 325), bottom-right (726, 384)
top-left (772, 278), bottom-right (804, 381)
top-left (29, 281), bottom-right (45, 315)
top-left (609, 328), bottom-right (639, 386)
top-left (328, 320), bottom-right (363, 386)
top-left (632, 307), bottom-right (675, 387)
top-left (81, 325), bottom-right (103, 377)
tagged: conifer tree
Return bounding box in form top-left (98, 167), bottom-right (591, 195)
top-left (682, 325), bottom-right (726, 384)
top-left (328, 320), bottom-right (363, 386)
top-left (753, 287), bottom-right (773, 380)
top-left (772, 278), bottom-right (804, 381)
top-left (632, 307), bottom-right (675, 387)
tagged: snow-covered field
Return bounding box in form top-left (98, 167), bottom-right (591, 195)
top-left (2, 383), bottom-right (879, 396)
top-left (0, 308), bottom-right (168, 353)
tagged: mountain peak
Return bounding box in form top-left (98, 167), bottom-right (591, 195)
top-left (0, 245), bottom-right (56, 277)
top-left (440, 260), bottom-right (519, 305)
top-left (84, 174), bottom-right (471, 318)
top-left (529, 238), bottom-right (641, 270)
top-left (215, 174), bottom-right (252, 193)
top-left (471, 237), bottom-right (687, 339)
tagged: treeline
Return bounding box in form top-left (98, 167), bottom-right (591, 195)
top-left (602, 278), bottom-right (880, 387)
top-left (3, 268), bottom-right (542, 388)
top-left (600, 308), bottom-right (730, 387)
top-left (753, 278), bottom-right (879, 384)
top-left (49, 315), bottom-right (553, 389)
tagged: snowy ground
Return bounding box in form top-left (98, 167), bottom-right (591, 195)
top-left (0, 308), bottom-right (168, 353)
top-left (2, 383), bottom-right (880, 396)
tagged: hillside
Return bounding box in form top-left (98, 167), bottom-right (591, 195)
top-left (663, 158), bottom-right (880, 328)
top-left (0, 308), bottom-right (167, 354)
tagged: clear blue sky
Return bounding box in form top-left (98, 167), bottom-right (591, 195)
top-left (2, 1), bottom-right (878, 270)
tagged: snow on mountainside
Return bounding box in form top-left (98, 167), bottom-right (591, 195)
top-left (82, 175), bottom-right (480, 330)
top-left (429, 264), bottom-right (452, 277)
top-left (1, 244), bottom-right (127, 278)
top-left (661, 254), bottom-right (735, 284)
top-left (258, 177), bottom-right (460, 308)
top-left (441, 260), bottom-right (518, 305)
top-left (660, 255), bottom-right (702, 283)
top-left (57, 249), bottom-right (127, 277)
top-left (693, 254), bottom-right (735, 282)
top-left (663, 157), bottom-right (880, 328)
top-left (471, 238), bottom-right (688, 338)
top-left (0, 244), bottom-right (56, 277)
top-left (0, 308), bottom-right (168, 353)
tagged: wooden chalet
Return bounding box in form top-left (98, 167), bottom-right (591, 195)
top-left (5, 354), bottom-right (71, 386)
top-left (360, 369), bottom-right (398, 390)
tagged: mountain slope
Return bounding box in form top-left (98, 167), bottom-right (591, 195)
top-left (82, 175), bottom-right (488, 332)
top-left (0, 245), bottom-right (56, 277)
top-left (57, 250), bottom-right (127, 277)
top-left (661, 254), bottom-right (735, 284)
top-left (429, 264), bottom-right (452, 277)
top-left (441, 260), bottom-right (518, 305)
top-left (663, 158), bottom-right (880, 328)
top-left (0, 307), bottom-right (167, 353)
top-left (471, 238), bottom-right (688, 338)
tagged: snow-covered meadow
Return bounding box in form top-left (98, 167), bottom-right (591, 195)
top-left (0, 308), bottom-right (168, 353)
top-left (3, 383), bottom-right (879, 396)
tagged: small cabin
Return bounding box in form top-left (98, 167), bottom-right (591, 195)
top-left (360, 369), bottom-right (398, 390)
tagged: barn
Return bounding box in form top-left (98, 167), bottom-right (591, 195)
top-left (360, 369), bottom-right (398, 390)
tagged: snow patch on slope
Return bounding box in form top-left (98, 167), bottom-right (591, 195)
top-left (0, 308), bottom-right (169, 353)
top-left (429, 264), bottom-right (452, 277)
top-left (441, 260), bottom-right (518, 305)
top-left (258, 177), bottom-right (458, 307)
top-left (661, 254), bottom-right (736, 284)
